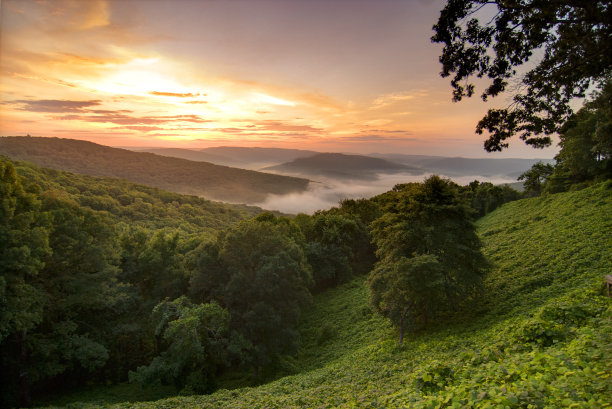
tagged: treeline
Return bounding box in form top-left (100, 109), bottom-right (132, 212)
top-left (0, 156), bottom-right (521, 407)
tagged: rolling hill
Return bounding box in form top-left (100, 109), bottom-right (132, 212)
top-left (4, 156), bottom-right (264, 238)
top-left (0, 137), bottom-right (310, 203)
top-left (127, 147), bottom-right (549, 183)
top-left (200, 146), bottom-right (318, 169)
top-left (130, 148), bottom-right (236, 166)
top-left (40, 181), bottom-right (611, 408)
top-left (130, 146), bottom-right (318, 170)
top-left (264, 152), bottom-right (422, 180)
top-left (372, 153), bottom-right (553, 179)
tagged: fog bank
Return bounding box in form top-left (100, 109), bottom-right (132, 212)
top-left (254, 172), bottom-right (518, 214)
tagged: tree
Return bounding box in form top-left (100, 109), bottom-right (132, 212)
top-left (0, 160), bottom-right (131, 407)
top-left (188, 213), bottom-right (312, 375)
top-left (432, 1), bottom-right (612, 151)
top-left (460, 180), bottom-right (521, 218)
top-left (518, 162), bottom-right (554, 195)
top-left (0, 159), bottom-right (50, 408)
top-left (130, 297), bottom-right (230, 394)
top-left (294, 212), bottom-right (364, 290)
top-left (546, 82), bottom-right (612, 191)
top-left (368, 176), bottom-right (487, 344)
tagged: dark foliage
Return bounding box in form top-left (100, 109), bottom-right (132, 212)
top-left (432, 0), bottom-right (612, 151)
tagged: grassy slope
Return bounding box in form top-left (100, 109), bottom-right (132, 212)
top-left (44, 183), bottom-right (612, 408)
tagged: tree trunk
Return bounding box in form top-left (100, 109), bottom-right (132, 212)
top-left (18, 329), bottom-right (32, 408)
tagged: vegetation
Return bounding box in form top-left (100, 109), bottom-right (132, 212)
top-left (368, 176), bottom-right (487, 344)
top-left (519, 82), bottom-right (612, 194)
top-left (0, 156), bottom-right (265, 407)
top-left (2, 139), bottom-right (608, 408)
top-left (0, 156), bottom-right (378, 407)
top-left (0, 137), bottom-right (310, 203)
top-left (34, 181), bottom-right (611, 409)
top-left (432, 0), bottom-right (612, 151)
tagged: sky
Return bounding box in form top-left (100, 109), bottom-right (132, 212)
top-left (0, 0), bottom-right (559, 158)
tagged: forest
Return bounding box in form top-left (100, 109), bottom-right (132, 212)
top-left (1, 152), bottom-right (523, 407)
top-left (1, 0), bottom-right (611, 407)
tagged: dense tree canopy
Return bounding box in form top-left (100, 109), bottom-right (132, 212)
top-left (1, 156), bottom-right (520, 406)
top-left (189, 214), bottom-right (312, 374)
top-left (130, 297), bottom-right (230, 394)
top-left (368, 176), bottom-right (487, 344)
top-left (432, 0), bottom-right (612, 151)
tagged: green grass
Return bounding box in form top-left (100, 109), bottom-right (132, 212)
top-left (40, 182), bottom-right (612, 408)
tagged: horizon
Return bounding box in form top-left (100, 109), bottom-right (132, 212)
top-left (0, 0), bottom-right (559, 159)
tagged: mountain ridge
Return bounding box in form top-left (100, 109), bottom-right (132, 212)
top-left (263, 152), bottom-right (422, 180)
top-left (0, 137), bottom-right (310, 204)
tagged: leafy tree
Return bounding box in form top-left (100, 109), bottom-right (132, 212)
top-left (518, 162), bottom-right (555, 196)
top-left (295, 213), bottom-right (363, 290)
top-left (546, 82), bottom-right (612, 191)
top-left (0, 159), bottom-right (50, 407)
top-left (432, 1), bottom-right (612, 151)
top-left (368, 176), bottom-right (487, 344)
top-left (25, 192), bottom-right (130, 392)
top-left (1, 161), bottom-right (132, 407)
top-left (461, 180), bottom-right (521, 217)
top-left (120, 229), bottom-right (188, 306)
top-left (189, 213), bottom-right (312, 375)
top-left (130, 297), bottom-right (230, 394)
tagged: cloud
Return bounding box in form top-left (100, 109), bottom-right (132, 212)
top-left (370, 91), bottom-right (427, 110)
top-left (254, 120), bottom-right (323, 133)
top-left (9, 99), bottom-right (102, 112)
top-left (340, 134), bottom-right (416, 142)
top-left (185, 100), bottom-right (208, 104)
top-left (120, 125), bottom-right (166, 132)
top-left (48, 109), bottom-right (211, 126)
top-left (150, 91), bottom-right (202, 98)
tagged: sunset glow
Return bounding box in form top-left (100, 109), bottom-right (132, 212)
top-left (0, 0), bottom-right (558, 157)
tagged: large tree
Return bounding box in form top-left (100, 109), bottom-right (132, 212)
top-left (432, 0), bottom-right (612, 151)
top-left (0, 160), bottom-right (50, 408)
top-left (189, 213), bottom-right (312, 375)
top-left (368, 176), bottom-right (487, 344)
top-left (130, 296), bottom-right (230, 394)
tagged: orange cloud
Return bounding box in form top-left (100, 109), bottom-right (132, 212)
top-left (150, 91), bottom-right (202, 98)
top-left (9, 99), bottom-right (102, 112)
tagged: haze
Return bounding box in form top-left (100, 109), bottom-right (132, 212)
top-left (1, 0), bottom-right (559, 158)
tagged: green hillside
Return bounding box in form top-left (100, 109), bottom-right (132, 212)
top-left (42, 182), bottom-right (611, 408)
top-left (0, 137), bottom-right (310, 203)
top-left (8, 157), bottom-right (263, 238)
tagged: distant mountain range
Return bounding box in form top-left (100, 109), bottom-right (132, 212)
top-left (131, 146), bottom-right (551, 182)
top-left (134, 146), bottom-right (317, 170)
top-left (263, 153), bottom-right (421, 180)
top-left (0, 137), bottom-right (309, 203)
top-left (370, 153), bottom-right (553, 179)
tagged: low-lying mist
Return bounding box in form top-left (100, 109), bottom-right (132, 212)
top-left (254, 172), bottom-right (518, 214)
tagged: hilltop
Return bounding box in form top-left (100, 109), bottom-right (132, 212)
top-left (131, 146), bottom-right (318, 170)
top-left (0, 137), bottom-right (310, 203)
top-left (41, 181), bottom-right (611, 408)
top-left (264, 152), bottom-right (421, 180)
